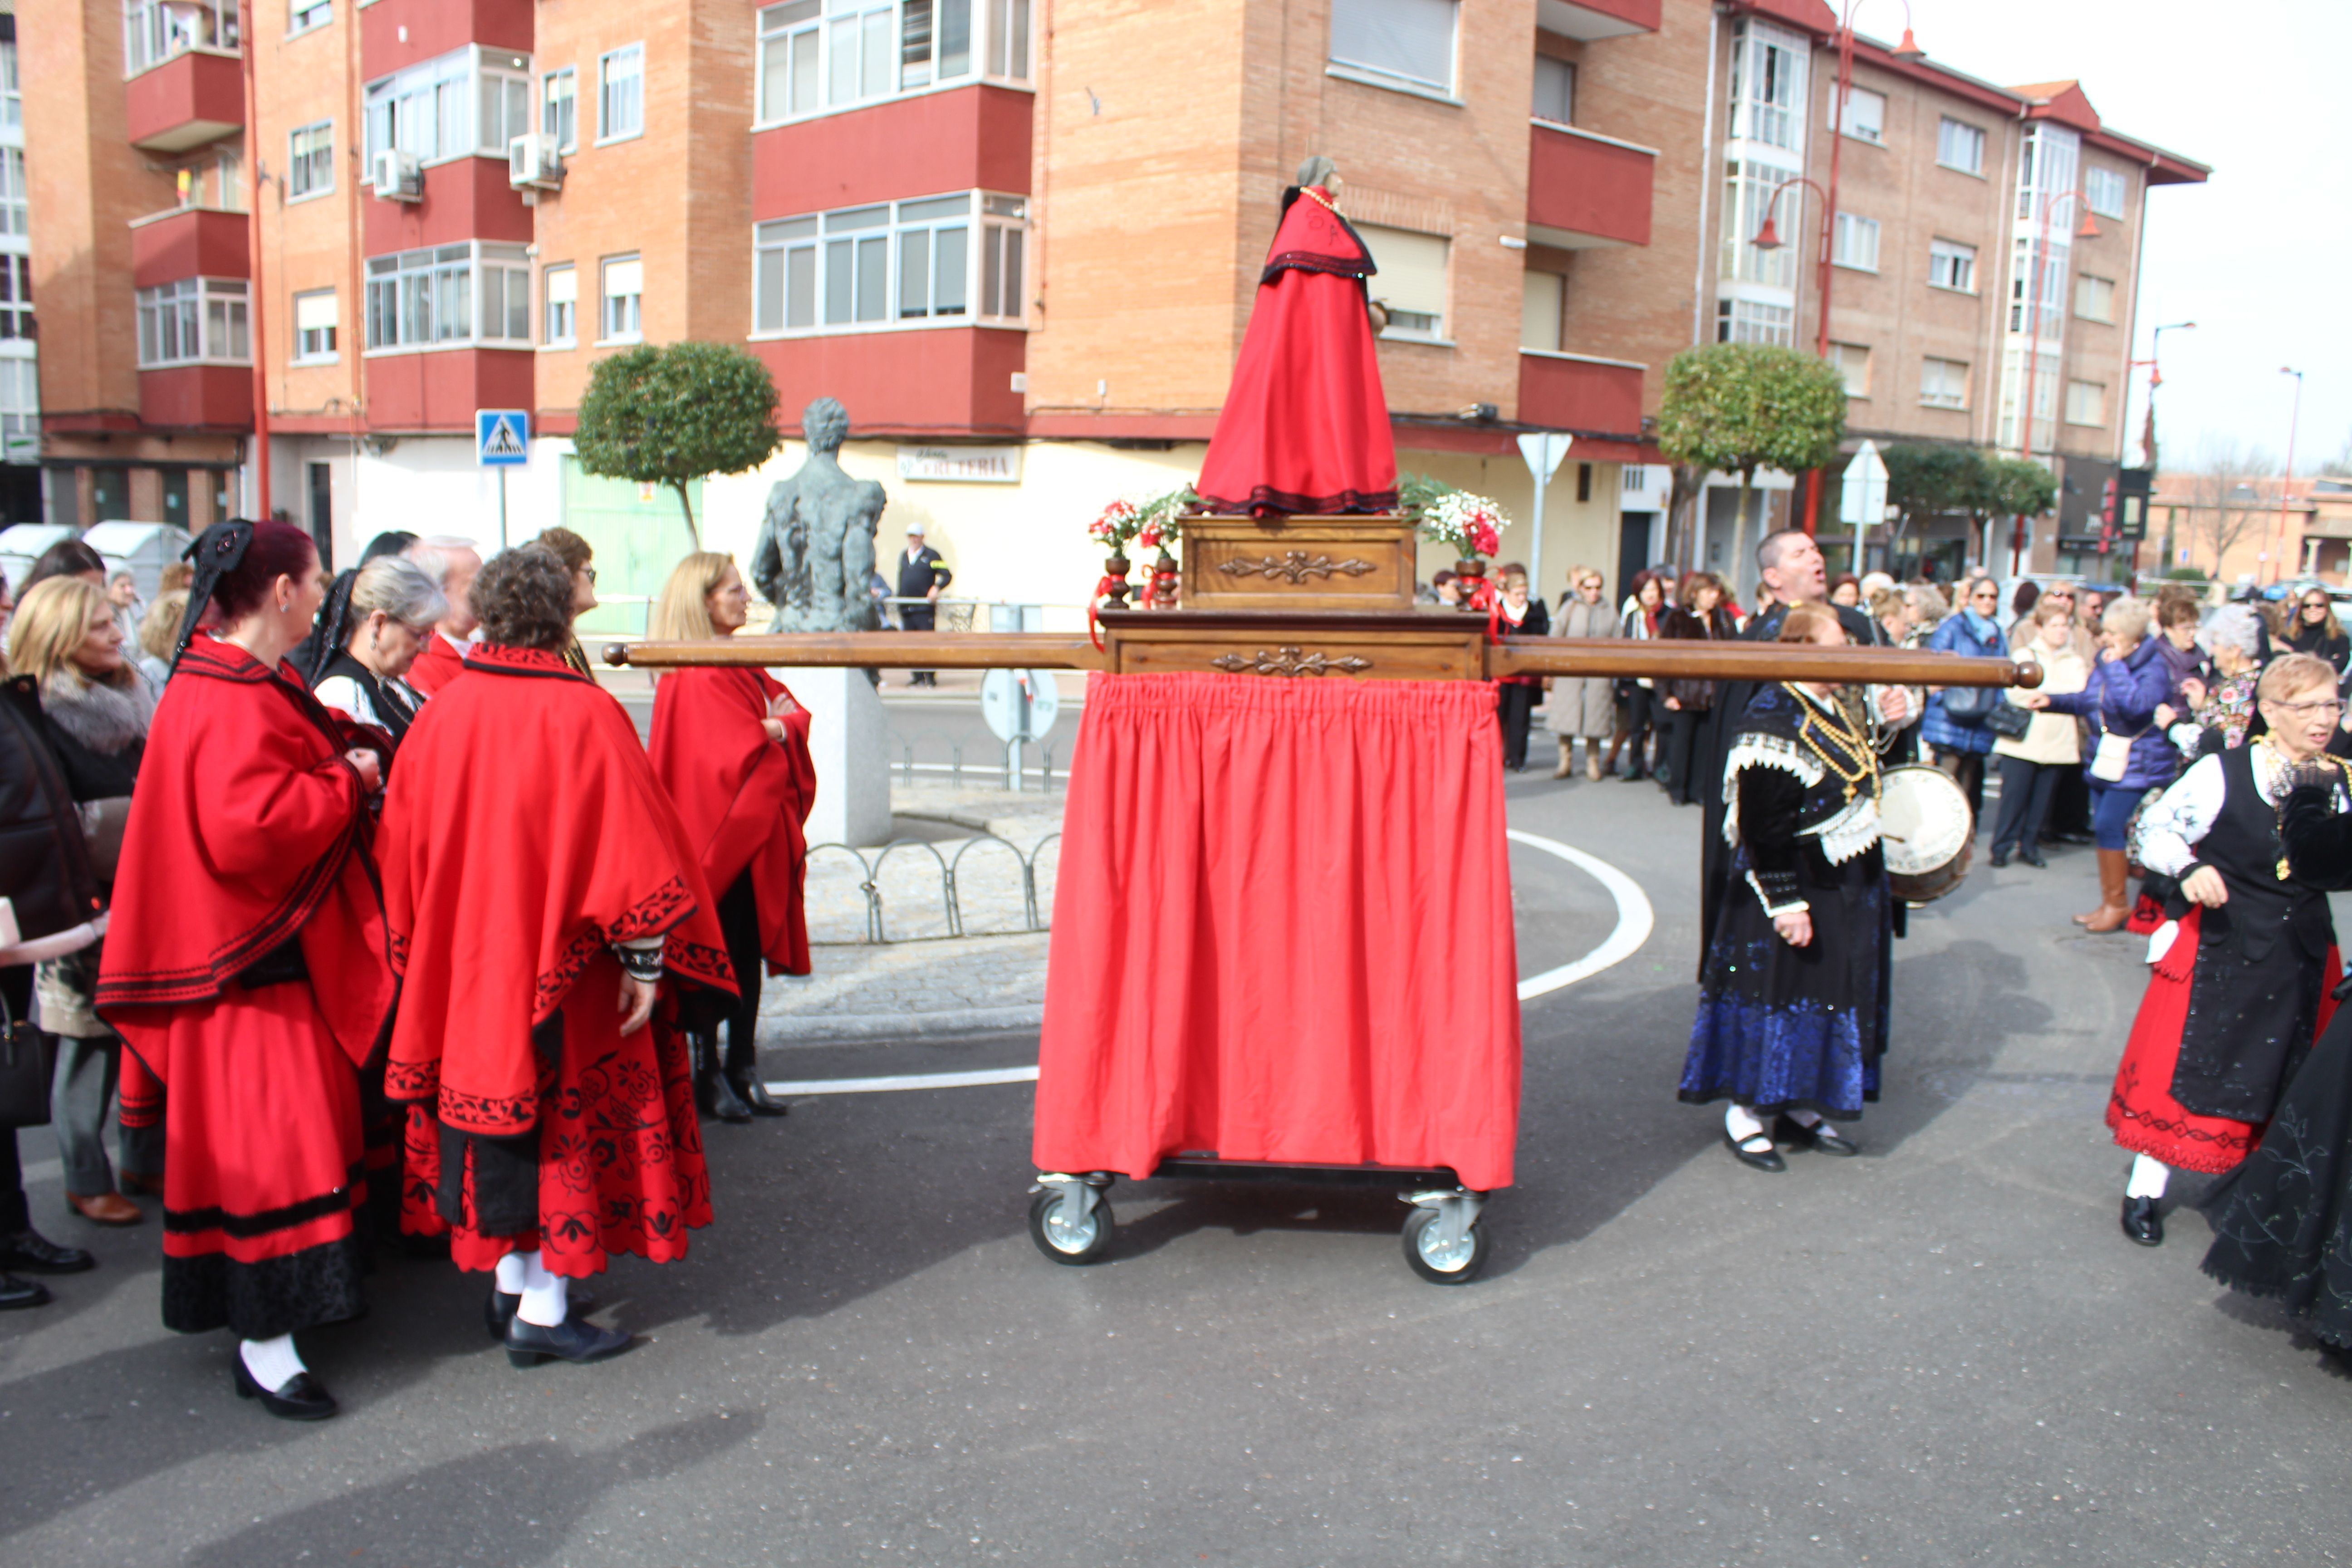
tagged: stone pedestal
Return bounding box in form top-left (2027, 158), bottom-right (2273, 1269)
top-left (775, 666), bottom-right (893, 849)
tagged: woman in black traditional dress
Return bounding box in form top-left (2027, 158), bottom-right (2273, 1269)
top-left (1680, 603), bottom-right (1891, 1171)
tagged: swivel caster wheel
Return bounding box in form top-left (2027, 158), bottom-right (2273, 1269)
top-left (1029, 1181), bottom-right (1114, 1265)
top-left (1402, 1199), bottom-right (1489, 1284)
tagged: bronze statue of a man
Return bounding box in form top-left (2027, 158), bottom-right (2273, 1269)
top-left (751, 397), bottom-right (886, 633)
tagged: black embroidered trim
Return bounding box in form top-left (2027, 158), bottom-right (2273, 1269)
top-left (161, 1234), bottom-right (368, 1339)
top-left (161, 1160), bottom-right (364, 1239)
top-left (464, 645), bottom-right (594, 684)
top-left (383, 1056), bottom-right (438, 1102)
top-left (436, 1085), bottom-right (541, 1137)
top-left (534, 927), bottom-right (604, 1017)
top-left (1191, 484), bottom-right (1400, 518)
top-left (608, 876), bottom-right (693, 942)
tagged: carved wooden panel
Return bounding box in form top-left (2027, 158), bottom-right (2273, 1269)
top-left (1181, 515), bottom-right (1417, 611)
top-left (1105, 613), bottom-right (1484, 681)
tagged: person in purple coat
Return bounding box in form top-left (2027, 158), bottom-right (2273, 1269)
top-left (2021, 598), bottom-right (2178, 931)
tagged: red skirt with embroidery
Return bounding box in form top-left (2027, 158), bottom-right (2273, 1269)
top-left (402, 951), bottom-right (712, 1277)
top-left (2108, 907), bottom-right (2342, 1172)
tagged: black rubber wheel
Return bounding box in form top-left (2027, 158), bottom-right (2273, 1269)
top-left (1028, 1186), bottom-right (1114, 1265)
top-left (1401, 1205), bottom-right (1489, 1284)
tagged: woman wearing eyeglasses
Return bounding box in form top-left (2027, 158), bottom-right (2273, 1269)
top-left (1919, 574), bottom-right (2007, 823)
top-left (1545, 567), bottom-right (1618, 779)
top-left (2287, 592), bottom-right (2350, 675)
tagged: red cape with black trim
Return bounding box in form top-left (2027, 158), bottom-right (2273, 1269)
top-left (647, 665), bottom-right (817, 977)
top-left (376, 644), bottom-right (735, 1137)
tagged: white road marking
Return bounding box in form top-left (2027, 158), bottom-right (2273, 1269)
top-left (764, 1064), bottom-right (1039, 1096)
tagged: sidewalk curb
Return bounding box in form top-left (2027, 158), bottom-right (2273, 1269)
top-left (766, 1003), bottom-right (1045, 1042)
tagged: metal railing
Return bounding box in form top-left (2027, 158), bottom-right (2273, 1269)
top-left (888, 725), bottom-right (1059, 791)
top-left (805, 832), bottom-right (1062, 944)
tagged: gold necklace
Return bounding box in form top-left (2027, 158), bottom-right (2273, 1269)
top-left (1789, 685), bottom-right (1880, 804)
top-left (2259, 736), bottom-right (2347, 881)
top-left (1301, 185), bottom-right (1340, 216)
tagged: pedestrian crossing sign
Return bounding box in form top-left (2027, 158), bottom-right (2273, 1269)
top-left (476, 409), bottom-right (530, 467)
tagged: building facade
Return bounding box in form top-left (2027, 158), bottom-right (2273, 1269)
top-left (21, 0), bottom-right (2207, 621)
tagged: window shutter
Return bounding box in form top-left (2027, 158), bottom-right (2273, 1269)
top-left (294, 291), bottom-right (337, 332)
top-left (1357, 224), bottom-right (1448, 322)
top-left (605, 258), bottom-right (642, 297)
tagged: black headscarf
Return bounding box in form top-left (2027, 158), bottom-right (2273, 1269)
top-left (172, 520), bottom-right (255, 670)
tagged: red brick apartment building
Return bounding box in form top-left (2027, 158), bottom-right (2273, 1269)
top-left (19, 0), bottom-right (2206, 616)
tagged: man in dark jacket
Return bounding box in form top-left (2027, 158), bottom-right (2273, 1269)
top-left (894, 522), bottom-right (952, 687)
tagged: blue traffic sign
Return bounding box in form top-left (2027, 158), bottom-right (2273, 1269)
top-left (476, 409), bottom-right (529, 466)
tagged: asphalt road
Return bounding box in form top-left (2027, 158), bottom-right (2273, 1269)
top-left (2, 764), bottom-right (2345, 1567)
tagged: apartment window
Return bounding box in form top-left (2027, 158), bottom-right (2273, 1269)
top-left (598, 44), bottom-right (644, 142)
top-left (1920, 356), bottom-right (1969, 411)
top-left (1927, 237), bottom-right (1976, 293)
top-left (1715, 297), bottom-right (1793, 347)
top-left (2009, 236), bottom-right (2069, 338)
top-left (0, 147), bottom-right (25, 236)
top-left (1531, 54), bottom-right (1573, 124)
top-left (365, 48), bottom-right (534, 172)
top-left (136, 277), bottom-right (248, 366)
top-left (985, 0), bottom-right (1029, 77)
top-left (1936, 116), bottom-right (1984, 175)
top-left (1831, 342), bottom-right (1870, 397)
top-left (211, 148), bottom-right (245, 211)
top-left (1728, 19), bottom-right (1805, 150)
top-left (544, 264), bottom-right (577, 344)
top-left (2065, 379), bottom-right (2106, 427)
top-left (122, 0), bottom-right (239, 77)
top-left (1520, 270), bottom-right (1563, 353)
top-left (288, 121), bottom-right (333, 200)
top-left (1328, 0), bottom-right (1460, 97)
top-left (2084, 165), bottom-right (2127, 219)
top-left (0, 256), bottom-right (31, 340)
top-left (2074, 273), bottom-right (2116, 323)
top-left (2017, 124), bottom-right (2080, 222)
top-left (289, 0), bottom-right (331, 36)
top-left (1720, 158), bottom-right (1798, 287)
top-left (756, 2), bottom-right (1027, 123)
top-left (755, 191), bottom-right (1027, 334)
top-left (1831, 212), bottom-right (1879, 273)
top-left (363, 242), bottom-right (531, 350)
top-left (1830, 85), bottom-right (1885, 144)
top-left (1997, 345), bottom-right (2060, 451)
top-left (291, 289), bottom-right (337, 363)
top-left (0, 360), bottom-right (37, 452)
top-left (601, 255), bottom-right (643, 342)
top-left (1, 38), bottom-right (20, 132)
top-left (542, 67), bottom-right (577, 152)
top-left (1357, 223), bottom-right (1449, 339)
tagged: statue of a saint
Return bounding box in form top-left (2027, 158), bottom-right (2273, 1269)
top-left (750, 397), bottom-right (886, 633)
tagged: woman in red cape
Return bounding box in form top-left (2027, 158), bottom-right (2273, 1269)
top-left (378, 545), bottom-right (735, 1370)
top-left (647, 552), bottom-right (816, 1123)
top-left (97, 520), bottom-right (395, 1422)
top-left (1194, 155), bottom-right (1398, 517)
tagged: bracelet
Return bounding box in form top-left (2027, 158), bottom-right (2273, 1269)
top-left (614, 942), bottom-right (665, 982)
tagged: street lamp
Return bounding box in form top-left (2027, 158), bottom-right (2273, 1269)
top-left (2006, 188), bottom-right (2102, 574)
top-left (2271, 366), bottom-right (2306, 584)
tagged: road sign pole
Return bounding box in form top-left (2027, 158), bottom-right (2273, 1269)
top-left (498, 467), bottom-right (509, 551)
top-left (1517, 434), bottom-right (1572, 601)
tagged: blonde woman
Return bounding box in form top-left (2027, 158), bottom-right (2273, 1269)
top-left (12, 577), bottom-right (161, 1227)
top-left (136, 589), bottom-right (188, 688)
top-left (647, 554), bottom-right (815, 1124)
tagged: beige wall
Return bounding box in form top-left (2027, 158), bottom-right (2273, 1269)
top-left (255, 1), bottom-right (363, 426)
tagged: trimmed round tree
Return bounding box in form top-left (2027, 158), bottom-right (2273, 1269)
top-left (572, 341), bottom-right (783, 547)
top-left (1656, 344), bottom-right (1847, 577)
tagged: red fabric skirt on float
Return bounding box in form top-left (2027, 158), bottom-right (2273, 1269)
top-left (1032, 673), bottom-right (1521, 1191)
top-left (2107, 906), bottom-right (2342, 1172)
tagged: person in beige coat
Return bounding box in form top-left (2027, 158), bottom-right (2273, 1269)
top-left (1988, 599), bottom-right (2091, 866)
top-left (1546, 566), bottom-right (1620, 778)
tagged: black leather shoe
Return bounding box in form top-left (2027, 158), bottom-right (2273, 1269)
top-left (704, 1069), bottom-right (752, 1123)
top-left (2018, 845), bottom-right (2047, 868)
top-left (485, 1285), bottom-right (598, 1342)
top-left (233, 1358), bottom-right (338, 1421)
top-left (1774, 1114), bottom-right (1860, 1157)
top-left (1988, 845), bottom-right (2011, 868)
top-left (731, 1074), bottom-right (790, 1117)
top-left (1723, 1128), bottom-right (1786, 1173)
top-left (506, 1314), bottom-right (634, 1368)
top-left (2052, 830), bottom-right (2094, 846)
top-left (0, 1271), bottom-right (51, 1309)
top-left (0, 1230), bottom-right (95, 1275)
top-left (2121, 1195), bottom-right (2164, 1246)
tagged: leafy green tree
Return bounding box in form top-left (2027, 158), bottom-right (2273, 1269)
top-left (1656, 345), bottom-right (1847, 575)
top-left (573, 341), bottom-right (783, 547)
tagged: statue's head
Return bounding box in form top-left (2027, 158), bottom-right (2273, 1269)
top-left (803, 397), bottom-right (849, 455)
top-left (1295, 154), bottom-right (1338, 191)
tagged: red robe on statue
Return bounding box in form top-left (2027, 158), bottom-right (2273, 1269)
top-left (404, 632), bottom-right (470, 697)
top-left (378, 644), bottom-right (735, 1278)
top-left (1194, 183), bottom-right (1398, 517)
top-left (98, 636), bottom-right (395, 1340)
top-left (647, 666), bottom-right (818, 977)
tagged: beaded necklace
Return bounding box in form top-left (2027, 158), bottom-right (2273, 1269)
top-left (1788, 684), bottom-right (1880, 805)
top-left (2256, 735), bottom-right (2348, 882)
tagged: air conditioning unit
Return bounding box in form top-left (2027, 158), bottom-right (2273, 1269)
top-left (508, 133), bottom-right (564, 191)
top-left (371, 148), bottom-right (423, 203)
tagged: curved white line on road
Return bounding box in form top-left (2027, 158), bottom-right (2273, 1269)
top-left (765, 835), bottom-right (1651, 1095)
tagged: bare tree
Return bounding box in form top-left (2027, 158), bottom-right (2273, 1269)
top-left (2321, 426), bottom-right (2352, 479)
top-left (2183, 437), bottom-right (2280, 578)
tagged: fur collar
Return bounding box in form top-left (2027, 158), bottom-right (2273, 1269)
top-left (42, 669), bottom-right (154, 755)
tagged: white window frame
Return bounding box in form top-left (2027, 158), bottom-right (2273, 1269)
top-left (1531, 54), bottom-right (1574, 126)
top-left (542, 66), bottom-right (577, 154)
top-left (1831, 211), bottom-right (1879, 273)
top-left (754, 2), bottom-right (1037, 127)
top-left (122, 0), bottom-right (240, 80)
top-left (2084, 165), bottom-right (2127, 219)
top-left (2074, 272), bottom-right (2115, 324)
top-left (1355, 222), bottom-right (1450, 343)
top-left (2017, 124), bottom-right (2080, 223)
top-left (1830, 341), bottom-right (1870, 397)
top-left (1727, 18), bottom-right (1806, 152)
top-left (1326, 0), bottom-right (1461, 102)
top-left (751, 190), bottom-right (1028, 338)
top-left (1927, 238), bottom-right (1976, 294)
top-left (136, 276), bottom-right (250, 368)
top-left (363, 46), bottom-right (535, 179)
top-left (1720, 156), bottom-right (1800, 288)
top-left (1936, 116), bottom-right (1984, 176)
top-left (2009, 236), bottom-right (2069, 341)
top-left (287, 119), bottom-right (334, 202)
top-left (290, 287), bottom-right (338, 364)
top-left (2065, 379), bottom-right (2106, 427)
top-left (0, 38), bottom-right (19, 133)
top-left (542, 263), bottom-right (577, 348)
top-left (0, 359), bottom-right (39, 453)
top-left (1715, 297), bottom-right (1794, 348)
top-left (362, 240), bottom-right (533, 354)
top-left (0, 255), bottom-right (34, 342)
top-left (599, 254), bottom-right (643, 344)
top-left (1830, 85), bottom-right (1885, 145)
top-left (597, 43), bottom-right (645, 145)
top-left (288, 0), bottom-right (332, 38)
top-left (0, 147), bottom-right (27, 239)
top-left (1920, 357), bottom-right (1969, 411)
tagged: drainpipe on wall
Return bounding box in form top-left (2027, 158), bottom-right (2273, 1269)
top-left (243, 20), bottom-right (271, 521)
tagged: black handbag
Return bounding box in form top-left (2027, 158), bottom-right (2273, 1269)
top-left (1984, 699), bottom-right (2034, 740)
top-left (1940, 681), bottom-right (1997, 723)
top-left (0, 989), bottom-right (55, 1130)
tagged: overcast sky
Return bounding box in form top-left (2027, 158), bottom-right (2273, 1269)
top-left (1892, 0), bottom-right (2348, 475)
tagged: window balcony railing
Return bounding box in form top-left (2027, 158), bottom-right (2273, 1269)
top-left (123, 0), bottom-right (240, 79)
top-left (1526, 121), bottom-right (1654, 250)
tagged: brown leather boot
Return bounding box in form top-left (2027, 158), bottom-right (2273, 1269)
top-left (1552, 739), bottom-right (1573, 779)
top-left (2077, 848), bottom-right (2132, 931)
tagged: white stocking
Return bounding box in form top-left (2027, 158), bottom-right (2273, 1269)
top-left (516, 1250), bottom-right (569, 1328)
top-left (240, 1333), bottom-right (307, 1389)
top-left (493, 1251), bottom-right (529, 1294)
top-left (1725, 1104), bottom-right (1766, 1145)
top-left (2127, 1153), bottom-right (2170, 1200)
top-left (1786, 1108), bottom-right (1823, 1128)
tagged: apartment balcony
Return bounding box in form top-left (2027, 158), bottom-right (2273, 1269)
top-left (362, 157), bottom-right (533, 255)
top-left (364, 348), bottom-right (535, 434)
top-left (754, 86), bottom-right (1034, 216)
top-left (360, 0), bottom-right (533, 76)
top-left (1526, 122), bottom-right (1654, 250)
top-left (1519, 351), bottom-right (1645, 436)
top-left (749, 328), bottom-right (1025, 436)
top-left (123, 47), bottom-right (244, 153)
top-left (140, 366), bottom-right (251, 431)
top-left (1535, 0), bottom-right (1661, 38)
top-left (129, 206), bottom-right (249, 289)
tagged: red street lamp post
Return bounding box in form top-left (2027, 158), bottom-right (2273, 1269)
top-left (2006, 189), bottom-right (2102, 576)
